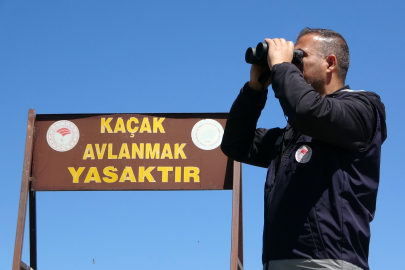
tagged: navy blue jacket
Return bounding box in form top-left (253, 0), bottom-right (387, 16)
top-left (221, 63), bottom-right (387, 270)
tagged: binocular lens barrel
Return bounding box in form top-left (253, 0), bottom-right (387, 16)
top-left (245, 47), bottom-right (256, 63)
top-left (245, 42), bottom-right (304, 72)
top-left (245, 42), bottom-right (269, 66)
top-left (256, 42), bottom-right (267, 59)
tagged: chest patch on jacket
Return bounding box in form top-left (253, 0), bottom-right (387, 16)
top-left (295, 145), bottom-right (312, 163)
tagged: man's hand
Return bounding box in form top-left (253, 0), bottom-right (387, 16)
top-left (248, 64), bottom-right (272, 91)
top-left (265, 38), bottom-right (294, 71)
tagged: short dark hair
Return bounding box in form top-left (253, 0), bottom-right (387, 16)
top-left (297, 28), bottom-right (350, 82)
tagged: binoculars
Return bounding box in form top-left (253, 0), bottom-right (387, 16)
top-left (245, 42), bottom-right (304, 72)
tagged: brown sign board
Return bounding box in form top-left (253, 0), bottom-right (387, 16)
top-left (14, 110), bottom-right (243, 270)
top-left (32, 113), bottom-right (233, 191)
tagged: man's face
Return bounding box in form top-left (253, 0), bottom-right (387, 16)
top-left (294, 34), bottom-right (328, 93)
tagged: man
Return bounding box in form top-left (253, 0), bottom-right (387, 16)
top-left (221, 28), bottom-right (387, 270)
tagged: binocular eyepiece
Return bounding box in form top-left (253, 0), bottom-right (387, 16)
top-left (245, 42), bottom-right (304, 72)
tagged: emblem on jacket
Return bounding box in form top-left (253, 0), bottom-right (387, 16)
top-left (47, 120), bottom-right (80, 152)
top-left (295, 145), bottom-right (312, 163)
top-left (191, 119), bottom-right (224, 150)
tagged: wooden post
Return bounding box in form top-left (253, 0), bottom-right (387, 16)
top-left (230, 161), bottom-right (243, 270)
top-left (29, 186), bottom-right (37, 270)
top-left (13, 109), bottom-right (35, 270)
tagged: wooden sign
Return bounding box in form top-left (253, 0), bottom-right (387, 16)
top-left (32, 113), bottom-right (233, 191)
top-left (13, 110), bottom-right (243, 270)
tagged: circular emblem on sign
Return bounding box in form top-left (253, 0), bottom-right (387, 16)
top-left (46, 120), bottom-right (80, 152)
top-left (191, 119), bottom-right (224, 150)
top-left (295, 145), bottom-right (312, 163)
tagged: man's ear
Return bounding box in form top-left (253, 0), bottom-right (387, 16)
top-left (326, 54), bottom-right (337, 73)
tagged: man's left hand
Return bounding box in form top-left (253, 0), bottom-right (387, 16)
top-left (265, 38), bottom-right (294, 71)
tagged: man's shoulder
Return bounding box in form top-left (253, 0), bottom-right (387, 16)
top-left (333, 88), bottom-right (387, 143)
top-left (333, 88), bottom-right (381, 100)
top-left (331, 89), bottom-right (385, 112)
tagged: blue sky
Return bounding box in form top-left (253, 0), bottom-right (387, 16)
top-left (1, 0), bottom-right (404, 269)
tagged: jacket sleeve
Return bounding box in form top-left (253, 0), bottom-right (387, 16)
top-left (221, 83), bottom-right (283, 168)
top-left (271, 62), bottom-right (376, 151)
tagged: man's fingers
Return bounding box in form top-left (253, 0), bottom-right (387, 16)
top-left (272, 38), bottom-right (282, 47)
top-left (287, 41), bottom-right (294, 50)
top-left (265, 38), bottom-right (290, 49)
top-left (265, 37), bottom-right (294, 70)
top-left (264, 38), bottom-right (274, 48)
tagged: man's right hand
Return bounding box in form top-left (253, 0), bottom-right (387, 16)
top-left (248, 64), bottom-right (272, 91)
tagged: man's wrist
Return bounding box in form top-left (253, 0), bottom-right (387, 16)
top-left (248, 81), bottom-right (262, 91)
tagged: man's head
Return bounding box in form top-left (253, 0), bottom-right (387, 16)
top-left (294, 28), bottom-right (350, 95)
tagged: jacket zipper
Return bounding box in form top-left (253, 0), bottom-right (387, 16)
top-left (273, 126), bottom-right (301, 182)
top-left (273, 144), bottom-right (295, 183)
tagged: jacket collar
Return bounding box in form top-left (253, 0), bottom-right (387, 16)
top-left (326, 85), bottom-right (351, 97)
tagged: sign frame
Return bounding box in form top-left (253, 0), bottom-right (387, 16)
top-left (12, 109), bottom-right (243, 270)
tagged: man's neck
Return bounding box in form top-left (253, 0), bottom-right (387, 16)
top-left (320, 81), bottom-right (344, 96)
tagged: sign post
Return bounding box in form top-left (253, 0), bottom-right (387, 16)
top-left (13, 109), bottom-right (35, 270)
top-left (13, 110), bottom-right (243, 270)
top-left (231, 161), bottom-right (243, 270)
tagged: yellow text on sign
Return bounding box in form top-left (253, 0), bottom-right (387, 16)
top-left (68, 166), bottom-right (200, 183)
top-left (101, 117), bottom-right (165, 134)
top-left (82, 143), bottom-right (187, 160)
